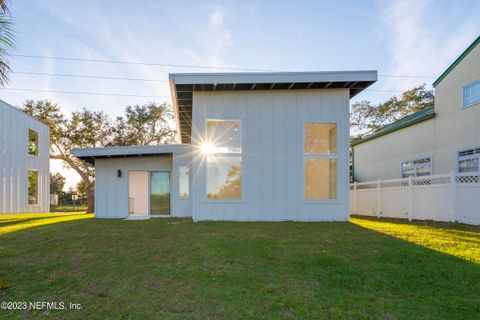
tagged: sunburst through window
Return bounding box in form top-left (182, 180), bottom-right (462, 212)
top-left (205, 120), bottom-right (242, 199)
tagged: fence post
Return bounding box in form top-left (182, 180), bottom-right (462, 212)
top-left (450, 171), bottom-right (456, 223)
top-left (353, 182), bottom-right (358, 215)
top-left (376, 179), bottom-right (381, 218)
top-left (408, 176), bottom-right (413, 221)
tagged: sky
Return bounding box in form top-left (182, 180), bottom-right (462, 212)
top-left (1, 0), bottom-right (479, 189)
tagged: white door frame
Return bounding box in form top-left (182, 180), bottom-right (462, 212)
top-left (149, 171), bottom-right (171, 216)
top-left (128, 170), bottom-right (172, 217)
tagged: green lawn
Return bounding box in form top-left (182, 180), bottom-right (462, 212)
top-left (0, 214), bottom-right (479, 319)
top-left (50, 205), bottom-right (88, 212)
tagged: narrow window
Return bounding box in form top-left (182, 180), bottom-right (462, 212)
top-left (458, 147), bottom-right (480, 173)
top-left (401, 157), bottom-right (432, 178)
top-left (28, 129), bottom-right (39, 156)
top-left (304, 123), bottom-right (337, 200)
top-left (179, 166), bottom-right (190, 198)
top-left (205, 120), bottom-right (242, 199)
top-left (28, 170), bottom-right (39, 205)
top-left (463, 79), bottom-right (480, 107)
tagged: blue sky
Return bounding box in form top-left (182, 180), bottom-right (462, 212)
top-left (2, 0), bottom-right (479, 188)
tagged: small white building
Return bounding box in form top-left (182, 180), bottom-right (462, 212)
top-left (73, 71), bottom-right (377, 221)
top-left (352, 35), bottom-right (480, 181)
top-left (0, 100), bottom-right (50, 213)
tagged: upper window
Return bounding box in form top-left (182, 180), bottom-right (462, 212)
top-left (205, 119), bottom-right (242, 153)
top-left (458, 147), bottom-right (480, 173)
top-left (304, 123), bottom-right (337, 200)
top-left (28, 170), bottom-right (39, 205)
top-left (28, 129), bottom-right (39, 156)
top-left (206, 120), bottom-right (242, 200)
top-left (179, 166), bottom-right (190, 198)
top-left (401, 157), bottom-right (431, 178)
top-left (463, 79), bottom-right (480, 107)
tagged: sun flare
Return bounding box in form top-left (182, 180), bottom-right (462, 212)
top-left (201, 143), bottom-right (216, 154)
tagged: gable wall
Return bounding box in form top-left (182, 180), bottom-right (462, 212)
top-left (0, 100), bottom-right (50, 213)
top-left (434, 42), bottom-right (480, 173)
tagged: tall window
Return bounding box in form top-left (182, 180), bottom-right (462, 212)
top-left (206, 120), bottom-right (242, 199)
top-left (458, 147), bottom-right (480, 173)
top-left (179, 166), bottom-right (190, 198)
top-left (28, 170), bottom-right (39, 205)
top-left (28, 129), bottom-right (38, 156)
top-left (304, 123), bottom-right (337, 200)
top-left (463, 79), bottom-right (480, 107)
top-left (401, 157), bottom-right (431, 178)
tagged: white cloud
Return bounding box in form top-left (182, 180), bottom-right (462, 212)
top-left (379, 0), bottom-right (479, 91)
top-left (202, 4), bottom-right (234, 67)
top-left (210, 5), bottom-right (225, 27)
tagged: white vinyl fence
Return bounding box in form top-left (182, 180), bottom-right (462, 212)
top-left (350, 172), bottom-right (480, 225)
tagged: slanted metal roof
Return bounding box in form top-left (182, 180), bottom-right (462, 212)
top-left (72, 144), bottom-right (192, 165)
top-left (169, 70), bottom-right (378, 143)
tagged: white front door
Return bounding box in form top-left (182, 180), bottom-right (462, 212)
top-left (128, 171), bottom-right (149, 216)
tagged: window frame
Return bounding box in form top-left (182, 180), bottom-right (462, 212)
top-left (178, 166), bottom-right (190, 199)
top-left (27, 169), bottom-right (39, 206)
top-left (457, 146), bottom-right (480, 174)
top-left (204, 118), bottom-right (244, 202)
top-left (28, 128), bottom-right (39, 157)
top-left (401, 156), bottom-right (432, 178)
top-left (302, 121), bottom-right (338, 202)
top-left (462, 78), bottom-right (480, 109)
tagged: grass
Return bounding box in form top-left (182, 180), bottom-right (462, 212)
top-left (0, 214), bottom-right (479, 319)
top-left (50, 205), bottom-right (88, 212)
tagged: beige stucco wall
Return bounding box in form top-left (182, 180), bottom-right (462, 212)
top-left (434, 42), bottom-right (480, 174)
top-left (353, 40), bottom-right (480, 182)
top-left (353, 119), bottom-right (436, 181)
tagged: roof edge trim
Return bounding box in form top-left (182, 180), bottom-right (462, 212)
top-left (433, 35), bottom-right (480, 87)
top-left (351, 107), bottom-right (436, 147)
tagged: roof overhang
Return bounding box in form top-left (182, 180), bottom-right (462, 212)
top-left (71, 144), bottom-right (192, 165)
top-left (170, 70), bottom-right (378, 143)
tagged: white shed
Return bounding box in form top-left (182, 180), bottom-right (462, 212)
top-left (0, 100), bottom-right (50, 213)
top-left (73, 71), bottom-right (377, 221)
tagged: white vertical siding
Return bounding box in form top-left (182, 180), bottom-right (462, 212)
top-left (0, 100), bottom-right (50, 213)
top-left (191, 89), bottom-right (350, 221)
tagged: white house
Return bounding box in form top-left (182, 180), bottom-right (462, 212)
top-left (73, 71), bottom-right (377, 221)
top-left (0, 100), bottom-right (50, 213)
top-left (352, 35), bottom-right (480, 181)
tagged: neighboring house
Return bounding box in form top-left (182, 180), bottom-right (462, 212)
top-left (72, 70), bottom-right (377, 221)
top-left (0, 100), bottom-right (50, 213)
top-left (352, 35), bottom-right (480, 182)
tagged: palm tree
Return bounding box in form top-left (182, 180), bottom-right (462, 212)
top-left (0, 0), bottom-right (14, 86)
